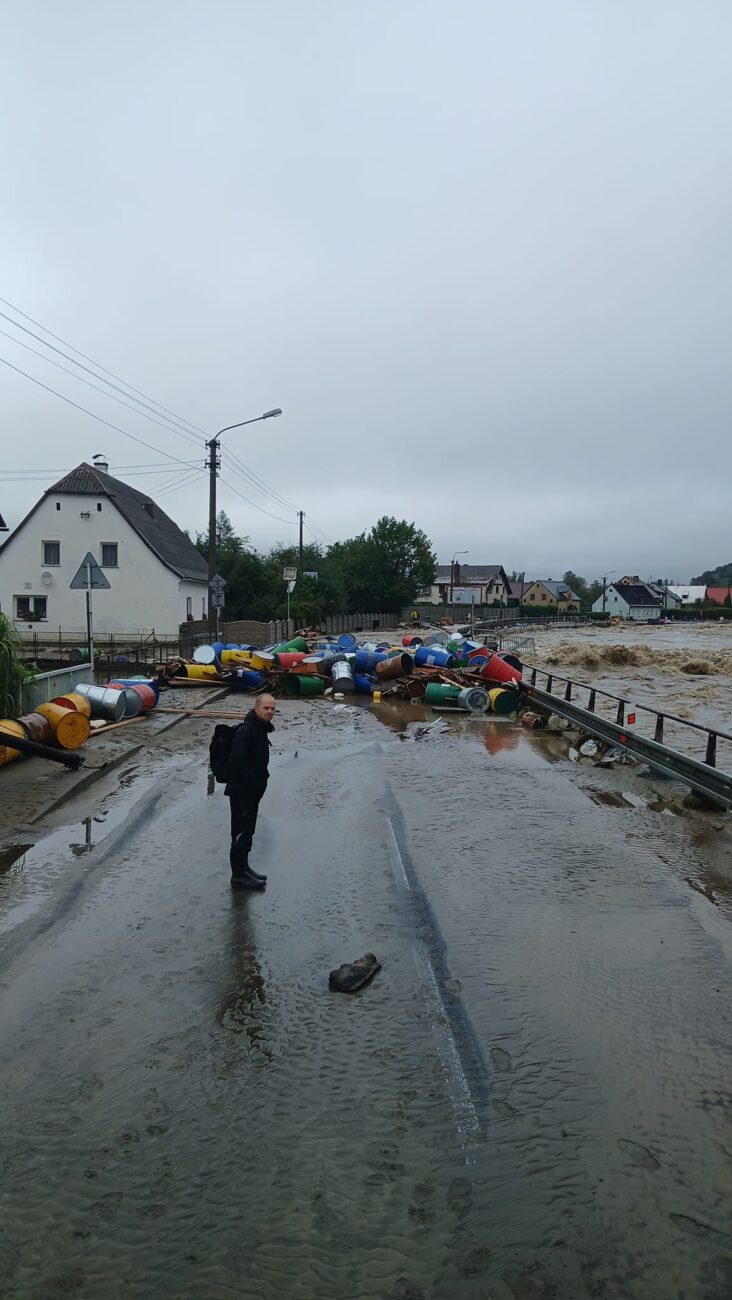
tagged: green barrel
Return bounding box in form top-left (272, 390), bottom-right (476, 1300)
top-left (273, 636), bottom-right (308, 653)
top-left (453, 658), bottom-right (473, 669)
top-left (284, 673), bottom-right (326, 697)
top-left (425, 682), bottom-right (461, 705)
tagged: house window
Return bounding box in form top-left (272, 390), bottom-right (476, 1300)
top-left (56, 501), bottom-right (61, 511)
top-left (540, 593), bottom-right (546, 601)
top-left (43, 541), bottom-right (60, 566)
top-left (101, 543), bottom-right (118, 567)
top-left (97, 502), bottom-right (102, 512)
top-left (14, 595), bottom-right (47, 620)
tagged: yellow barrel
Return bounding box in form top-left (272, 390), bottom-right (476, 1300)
top-left (248, 651), bottom-right (276, 671)
top-left (184, 663), bottom-right (222, 679)
top-left (220, 649), bottom-right (254, 666)
top-left (488, 687), bottom-right (518, 716)
top-left (0, 719), bottom-right (25, 766)
top-left (52, 692), bottom-right (92, 717)
top-left (37, 701), bottom-right (91, 749)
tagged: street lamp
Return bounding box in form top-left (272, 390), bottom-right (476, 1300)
top-left (601, 569), bottom-right (616, 616)
top-left (207, 409), bottom-right (282, 632)
top-left (450, 550), bottom-right (468, 604)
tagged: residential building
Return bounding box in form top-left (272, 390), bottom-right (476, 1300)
top-left (668, 585), bottom-right (707, 605)
top-left (522, 579), bottom-right (581, 612)
top-left (707, 587), bottom-right (732, 606)
top-left (417, 564), bottom-right (510, 606)
top-left (0, 457), bottom-right (209, 636)
top-left (591, 582), bottom-right (661, 620)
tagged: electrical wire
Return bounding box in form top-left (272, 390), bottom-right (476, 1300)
top-left (306, 518), bottom-right (336, 546)
top-left (0, 294), bottom-right (206, 439)
top-left (155, 469), bottom-right (205, 499)
top-left (0, 325), bottom-right (204, 448)
top-left (218, 475), bottom-right (295, 525)
top-left (221, 448), bottom-right (299, 514)
top-left (0, 354), bottom-right (200, 467)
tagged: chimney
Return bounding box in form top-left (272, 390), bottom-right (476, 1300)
top-left (144, 501), bottom-right (156, 520)
top-left (92, 453), bottom-right (109, 474)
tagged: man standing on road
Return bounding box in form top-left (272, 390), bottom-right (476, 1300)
top-left (225, 693), bottom-right (276, 890)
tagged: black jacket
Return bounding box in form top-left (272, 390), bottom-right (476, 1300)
top-left (225, 710), bottom-right (274, 800)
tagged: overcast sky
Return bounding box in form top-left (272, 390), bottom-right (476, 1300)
top-left (1, 1), bottom-right (730, 581)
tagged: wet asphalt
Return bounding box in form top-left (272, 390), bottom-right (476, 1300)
top-left (1, 700), bottom-right (731, 1299)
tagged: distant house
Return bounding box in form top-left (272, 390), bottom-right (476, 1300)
top-left (417, 564), bottom-right (510, 606)
top-left (592, 582), bottom-right (661, 621)
top-left (707, 587), bottom-right (732, 606)
top-left (646, 583), bottom-right (683, 610)
top-left (522, 579), bottom-right (581, 612)
top-left (0, 457), bottom-right (209, 635)
top-left (667, 585), bottom-right (707, 606)
top-left (508, 578), bottom-right (530, 602)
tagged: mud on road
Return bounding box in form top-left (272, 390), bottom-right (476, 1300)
top-left (1, 692), bottom-right (731, 1299)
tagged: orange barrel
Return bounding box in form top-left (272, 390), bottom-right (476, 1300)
top-left (36, 702), bottom-right (91, 749)
top-left (51, 692), bottom-right (92, 717)
top-left (0, 719), bottom-right (26, 766)
top-left (374, 653), bottom-right (413, 681)
top-left (274, 652), bottom-right (307, 670)
top-left (19, 712), bottom-right (55, 745)
top-left (130, 683), bottom-right (157, 712)
top-left (402, 634), bottom-right (423, 647)
top-left (478, 653), bottom-right (522, 686)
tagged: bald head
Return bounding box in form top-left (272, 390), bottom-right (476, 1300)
top-left (254, 694), bottom-right (276, 723)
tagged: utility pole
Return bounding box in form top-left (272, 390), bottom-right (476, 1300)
top-left (205, 409), bottom-right (283, 635)
top-left (298, 510), bottom-right (304, 576)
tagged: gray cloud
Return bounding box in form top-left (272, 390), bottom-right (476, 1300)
top-left (2, 0), bottom-right (730, 580)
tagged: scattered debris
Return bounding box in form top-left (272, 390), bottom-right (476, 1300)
top-left (328, 953), bottom-right (381, 993)
top-left (579, 739), bottom-right (599, 758)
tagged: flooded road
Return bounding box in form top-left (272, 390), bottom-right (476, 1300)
top-left (1, 700), bottom-right (731, 1298)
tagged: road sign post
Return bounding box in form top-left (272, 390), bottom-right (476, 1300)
top-left (70, 552), bottom-right (111, 675)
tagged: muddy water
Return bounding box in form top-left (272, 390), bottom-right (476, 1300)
top-left (0, 701), bottom-right (731, 1297)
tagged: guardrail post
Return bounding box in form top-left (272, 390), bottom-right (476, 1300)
top-left (654, 715), bottom-right (664, 744)
top-left (588, 689), bottom-right (596, 712)
top-left (616, 700), bottom-right (625, 725)
top-left (546, 675), bottom-right (553, 693)
top-left (531, 668), bottom-right (537, 685)
top-left (564, 681), bottom-right (572, 701)
top-left (706, 733), bottom-right (717, 767)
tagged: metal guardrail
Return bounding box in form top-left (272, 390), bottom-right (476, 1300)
top-left (521, 661), bottom-right (732, 808)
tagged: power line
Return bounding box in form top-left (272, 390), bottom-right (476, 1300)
top-left (0, 354), bottom-right (199, 467)
top-left (218, 475), bottom-right (295, 525)
top-left (0, 325), bottom-right (203, 449)
top-left (222, 448), bottom-right (299, 513)
top-left (155, 469), bottom-right (205, 499)
top-left (306, 518), bottom-right (336, 546)
top-left (0, 294), bottom-right (206, 440)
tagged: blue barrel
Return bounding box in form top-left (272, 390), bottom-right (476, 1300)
top-left (375, 642), bottom-right (390, 651)
top-left (230, 668), bottom-right (264, 692)
top-left (354, 649), bottom-right (386, 673)
top-left (354, 674), bottom-right (375, 695)
top-left (338, 633), bottom-right (357, 651)
top-left (212, 641), bottom-right (225, 657)
top-left (225, 642), bottom-right (240, 650)
top-left (465, 655), bottom-right (489, 670)
top-left (414, 646), bottom-right (454, 669)
top-left (462, 640), bottom-right (483, 657)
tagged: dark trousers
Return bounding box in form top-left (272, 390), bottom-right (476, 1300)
top-left (228, 791), bottom-right (261, 874)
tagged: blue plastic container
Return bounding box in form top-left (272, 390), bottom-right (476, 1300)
top-left (462, 640), bottom-right (483, 657)
top-left (229, 668), bottom-right (265, 692)
top-left (354, 674), bottom-right (375, 694)
top-left (354, 649), bottom-right (387, 673)
top-left (466, 655), bottom-right (489, 670)
top-left (225, 642), bottom-right (240, 650)
top-left (212, 641), bottom-right (225, 657)
top-left (338, 633), bottom-right (357, 651)
top-left (414, 646), bottom-right (454, 669)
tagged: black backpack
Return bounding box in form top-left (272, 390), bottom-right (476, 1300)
top-left (209, 723), bottom-right (241, 783)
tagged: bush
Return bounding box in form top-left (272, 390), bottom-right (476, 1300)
top-left (0, 613), bottom-right (32, 717)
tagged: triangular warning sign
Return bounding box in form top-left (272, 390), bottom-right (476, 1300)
top-left (69, 552), bottom-right (112, 590)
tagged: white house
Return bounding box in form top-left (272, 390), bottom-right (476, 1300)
top-left (0, 456), bottom-right (209, 636)
top-left (668, 585), bottom-right (707, 605)
top-left (417, 564), bottom-right (510, 605)
top-left (592, 582), bottom-right (661, 621)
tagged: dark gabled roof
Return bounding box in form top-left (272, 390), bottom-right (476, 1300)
top-left (2, 462), bottom-right (208, 582)
top-left (611, 583), bottom-right (661, 606)
top-left (435, 564), bottom-right (505, 582)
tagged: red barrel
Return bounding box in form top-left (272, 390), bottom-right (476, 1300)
top-left (467, 646), bottom-right (489, 660)
top-left (478, 653), bottom-right (522, 685)
top-left (130, 683), bottom-right (158, 712)
top-left (402, 635), bottom-right (423, 647)
top-left (275, 652), bottom-right (307, 670)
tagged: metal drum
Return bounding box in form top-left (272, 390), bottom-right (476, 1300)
top-left (478, 654), bottom-right (521, 686)
top-left (193, 645), bottom-right (219, 665)
top-left (109, 679), bottom-right (160, 705)
top-left (337, 634), bottom-right (357, 652)
top-left (183, 663), bottom-right (222, 680)
top-left (489, 687), bottom-right (519, 715)
top-left (425, 683), bottom-right (461, 705)
top-left (458, 687), bottom-right (491, 713)
top-left (414, 646), bottom-right (454, 669)
top-left (283, 674), bottom-right (326, 697)
top-left (0, 720), bottom-right (25, 766)
top-left (248, 651), bottom-right (276, 671)
top-left (354, 649), bottom-right (386, 673)
top-left (273, 636), bottom-right (308, 653)
top-left (18, 712), bottom-right (55, 744)
top-left (353, 674), bottom-right (375, 695)
top-left (374, 653), bottom-right (413, 680)
top-left (107, 684), bottom-right (143, 718)
top-left (275, 652), bottom-right (307, 670)
top-left (402, 635), bottom-right (423, 647)
top-left (52, 692), bottom-right (93, 716)
top-left (229, 668), bottom-right (264, 692)
top-left (74, 682), bottom-right (126, 721)
top-left (331, 660), bottom-right (355, 694)
top-left (36, 701), bottom-right (92, 747)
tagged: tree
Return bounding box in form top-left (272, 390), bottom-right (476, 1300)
top-left (336, 517), bottom-right (436, 614)
top-left (692, 562), bottom-right (732, 585)
top-left (562, 570), bottom-right (603, 610)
